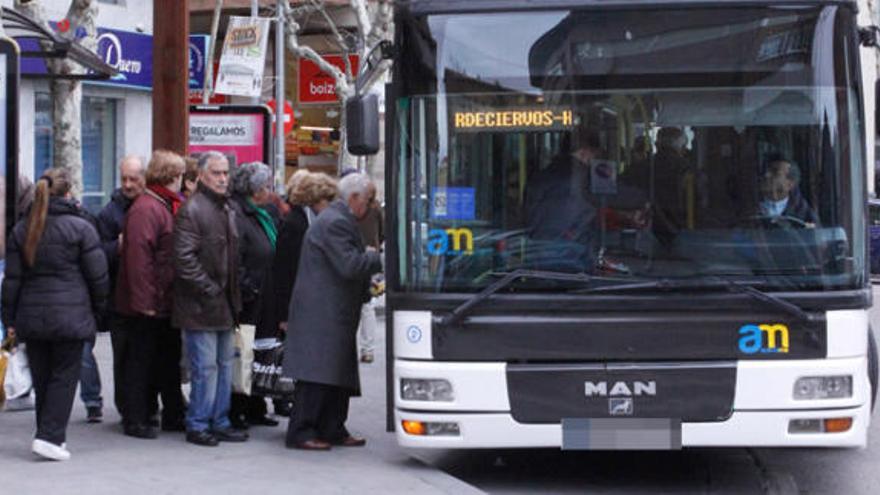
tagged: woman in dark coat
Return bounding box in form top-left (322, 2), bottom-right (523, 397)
top-left (267, 170), bottom-right (338, 336)
top-left (229, 162), bottom-right (281, 428)
top-left (256, 170), bottom-right (337, 418)
top-left (1, 167), bottom-right (109, 461)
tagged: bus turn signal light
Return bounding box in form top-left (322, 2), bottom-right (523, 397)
top-left (402, 421), bottom-right (426, 436)
top-left (824, 417), bottom-right (853, 433)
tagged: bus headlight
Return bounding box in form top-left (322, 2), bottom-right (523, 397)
top-left (793, 376), bottom-right (852, 400)
top-left (401, 378), bottom-right (454, 402)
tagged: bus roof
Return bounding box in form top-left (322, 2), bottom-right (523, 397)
top-left (403, 0), bottom-right (857, 15)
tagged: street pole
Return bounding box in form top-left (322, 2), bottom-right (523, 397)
top-left (249, 0), bottom-right (260, 106)
top-left (203, 0), bottom-right (224, 104)
top-left (275, 0), bottom-right (286, 189)
top-left (153, 0), bottom-right (190, 155)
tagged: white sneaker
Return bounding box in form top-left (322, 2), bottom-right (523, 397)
top-left (32, 439), bottom-right (71, 461)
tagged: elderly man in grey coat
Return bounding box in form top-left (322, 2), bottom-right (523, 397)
top-left (284, 172), bottom-right (382, 451)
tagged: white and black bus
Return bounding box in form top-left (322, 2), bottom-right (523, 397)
top-left (349, 0), bottom-right (879, 449)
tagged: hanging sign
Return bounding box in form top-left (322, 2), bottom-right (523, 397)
top-left (215, 16), bottom-right (270, 97)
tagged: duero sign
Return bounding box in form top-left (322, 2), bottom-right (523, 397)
top-left (19, 25), bottom-right (208, 92)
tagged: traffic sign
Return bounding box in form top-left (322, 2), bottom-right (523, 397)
top-left (267, 98), bottom-right (294, 136)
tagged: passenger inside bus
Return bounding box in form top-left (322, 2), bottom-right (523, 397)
top-left (523, 125), bottom-right (602, 272)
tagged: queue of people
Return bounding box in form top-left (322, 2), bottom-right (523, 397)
top-left (0, 149), bottom-right (383, 459)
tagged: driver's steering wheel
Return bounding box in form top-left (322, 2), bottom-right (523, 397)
top-left (745, 214), bottom-right (810, 229)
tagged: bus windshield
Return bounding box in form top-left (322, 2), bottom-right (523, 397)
top-left (394, 5), bottom-right (866, 293)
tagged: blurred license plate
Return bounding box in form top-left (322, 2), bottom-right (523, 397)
top-left (561, 418), bottom-right (682, 450)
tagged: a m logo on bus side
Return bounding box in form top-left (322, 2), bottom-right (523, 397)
top-left (426, 228), bottom-right (474, 256)
top-left (738, 323), bottom-right (790, 354)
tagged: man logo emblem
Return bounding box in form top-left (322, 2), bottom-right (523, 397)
top-left (609, 398), bottom-right (634, 416)
top-left (406, 325), bottom-right (422, 343)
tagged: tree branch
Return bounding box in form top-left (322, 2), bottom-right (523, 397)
top-left (282, 1), bottom-right (352, 99)
top-left (308, 0), bottom-right (353, 82)
top-left (350, 0), bottom-right (371, 51)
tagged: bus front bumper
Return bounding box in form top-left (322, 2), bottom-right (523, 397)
top-left (394, 357), bottom-right (872, 449)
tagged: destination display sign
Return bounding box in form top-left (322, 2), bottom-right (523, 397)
top-left (452, 108), bottom-right (575, 132)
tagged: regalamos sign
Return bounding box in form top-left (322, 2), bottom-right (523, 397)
top-left (298, 55), bottom-right (359, 104)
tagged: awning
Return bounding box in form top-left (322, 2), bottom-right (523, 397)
top-left (1, 6), bottom-right (118, 80)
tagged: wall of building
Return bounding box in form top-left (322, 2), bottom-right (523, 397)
top-left (2, 0), bottom-right (154, 210)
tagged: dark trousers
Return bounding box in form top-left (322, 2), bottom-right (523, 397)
top-left (286, 381), bottom-right (351, 444)
top-left (27, 339), bottom-right (84, 445)
top-left (119, 316), bottom-right (185, 426)
top-left (110, 314), bottom-right (157, 418)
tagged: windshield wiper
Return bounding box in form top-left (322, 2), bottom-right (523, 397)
top-left (437, 269), bottom-right (609, 327)
top-left (573, 276), bottom-right (812, 322)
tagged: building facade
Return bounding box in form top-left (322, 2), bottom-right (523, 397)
top-left (3, 0), bottom-right (153, 212)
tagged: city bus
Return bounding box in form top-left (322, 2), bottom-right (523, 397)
top-left (350, 0), bottom-right (880, 448)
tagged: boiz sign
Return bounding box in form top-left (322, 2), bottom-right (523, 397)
top-left (298, 55), bottom-right (359, 104)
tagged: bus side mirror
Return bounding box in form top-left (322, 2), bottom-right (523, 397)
top-left (346, 93), bottom-right (380, 156)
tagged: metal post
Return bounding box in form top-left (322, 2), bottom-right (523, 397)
top-left (203, 0), bottom-right (224, 104)
top-left (275, 0), bottom-right (286, 189)
top-left (248, 0), bottom-right (260, 105)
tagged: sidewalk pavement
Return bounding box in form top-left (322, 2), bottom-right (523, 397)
top-left (0, 320), bottom-right (482, 495)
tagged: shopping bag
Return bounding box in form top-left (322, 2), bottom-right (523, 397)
top-left (3, 342), bottom-right (33, 402)
top-left (251, 339), bottom-right (295, 399)
top-left (0, 350), bottom-right (8, 408)
top-left (232, 324), bottom-right (256, 395)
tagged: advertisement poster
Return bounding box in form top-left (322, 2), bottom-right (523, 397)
top-left (298, 55), bottom-right (359, 104)
top-left (432, 187), bottom-right (476, 221)
top-left (215, 16), bottom-right (270, 97)
top-left (190, 109), bottom-right (269, 166)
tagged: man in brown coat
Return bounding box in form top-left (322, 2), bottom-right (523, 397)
top-left (116, 150), bottom-right (185, 439)
top-left (173, 151), bottom-right (246, 447)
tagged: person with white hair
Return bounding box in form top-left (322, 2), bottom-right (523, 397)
top-left (282, 172), bottom-right (382, 450)
top-left (228, 162), bottom-right (281, 428)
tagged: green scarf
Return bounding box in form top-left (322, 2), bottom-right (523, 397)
top-left (249, 199), bottom-right (277, 247)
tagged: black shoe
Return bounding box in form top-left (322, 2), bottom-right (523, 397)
top-left (247, 415), bottom-right (279, 427)
top-left (186, 430), bottom-right (219, 447)
top-left (230, 415), bottom-right (250, 431)
top-left (147, 416), bottom-right (160, 428)
top-left (273, 400), bottom-right (293, 417)
top-left (211, 427), bottom-right (249, 442)
top-left (123, 423), bottom-right (158, 440)
top-left (86, 407), bottom-right (103, 424)
top-left (161, 420), bottom-right (186, 432)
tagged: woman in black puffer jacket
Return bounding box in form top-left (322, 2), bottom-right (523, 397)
top-left (1, 167), bottom-right (109, 461)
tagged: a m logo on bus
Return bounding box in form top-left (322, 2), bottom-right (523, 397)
top-left (426, 228), bottom-right (474, 256)
top-left (738, 323), bottom-right (790, 354)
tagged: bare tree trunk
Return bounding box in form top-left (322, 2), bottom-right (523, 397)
top-left (15, 0), bottom-right (98, 198)
top-left (50, 80), bottom-right (83, 182)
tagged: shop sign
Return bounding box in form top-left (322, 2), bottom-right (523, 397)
top-left (189, 35), bottom-right (210, 90)
top-left (298, 55), bottom-right (359, 104)
top-left (215, 16), bottom-right (270, 98)
top-left (189, 105), bottom-right (272, 167)
top-left (19, 25), bottom-right (153, 90)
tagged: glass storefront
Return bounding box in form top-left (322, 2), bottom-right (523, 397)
top-left (35, 94), bottom-right (118, 213)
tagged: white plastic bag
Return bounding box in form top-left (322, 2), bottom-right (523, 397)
top-left (232, 325), bottom-right (256, 395)
top-left (4, 344), bottom-right (33, 400)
